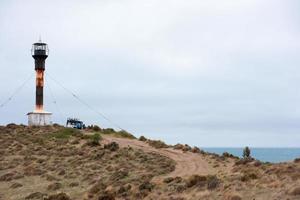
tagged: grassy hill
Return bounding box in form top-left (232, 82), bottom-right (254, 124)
top-left (0, 124), bottom-right (300, 200)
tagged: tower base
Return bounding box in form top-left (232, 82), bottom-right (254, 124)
top-left (27, 111), bottom-right (52, 126)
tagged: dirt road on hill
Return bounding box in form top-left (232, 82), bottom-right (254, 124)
top-left (103, 136), bottom-right (215, 179)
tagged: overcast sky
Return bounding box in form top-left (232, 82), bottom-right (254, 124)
top-left (1, 0), bottom-right (300, 147)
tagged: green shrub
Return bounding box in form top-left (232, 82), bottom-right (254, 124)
top-left (52, 123), bottom-right (62, 128)
top-left (104, 142), bottom-right (119, 151)
top-left (139, 136), bottom-right (147, 141)
top-left (173, 143), bottom-right (184, 150)
top-left (102, 128), bottom-right (115, 134)
top-left (100, 128), bottom-right (136, 139)
top-left (138, 181), bottom-right (154, 191)
top-left (50, 128), bottom-right (80, 139)
top-left (185, 175), bottom-right (220, 189)
top-left (294, 158), bottom-right (300, 163)
top-left (191, 147), bottom-right (201, 153)
top-left (98, 193), bottom-right (116, 200)
top-left (92, 125), bottom-right (101, 132)
top-left (222, 152), bottom-right (231, 157)
top-left (207, 175), bottom-right (220, 190)
top-left (186, 175), bottom-right (207, 188)
top-left (44, 192), bottom-right (71, 200)
top-left (241, 172), bottom-right (258, 182)
top-left (243, 146), bottom-right (251, 159)
top-left (163, 177), bottom-right (174, 183)
top-left (235, 158), bottom-right (254, 165)
top-left (89, 133), bottom-right (102, 146)
top-left (253, 160), bottom-right (262, 167)
top-left (182, 144), bottom-right (192, 152)
top-left (6, 123), bottom-right (19, 129)
top-left (31, 137), bottom-right (45, 145)
top-left (147, 140), bottom-right (168, 149)
top-left (117, 130), bottom-right (136, 139)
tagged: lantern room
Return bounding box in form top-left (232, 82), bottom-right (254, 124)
top-left (31, 42), bottom-right (49, 58)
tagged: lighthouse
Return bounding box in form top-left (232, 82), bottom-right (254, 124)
top-left (27, 39), bottom-right (52, 126)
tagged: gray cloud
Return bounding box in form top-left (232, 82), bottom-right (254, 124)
top-left (1, 0), bottom-right (300, 147)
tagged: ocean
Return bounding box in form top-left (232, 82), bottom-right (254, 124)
top-left (202, 148), bottom-right (300, 163)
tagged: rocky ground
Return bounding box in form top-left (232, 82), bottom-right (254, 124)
top-left (0, 124), bottom-right (300, 200)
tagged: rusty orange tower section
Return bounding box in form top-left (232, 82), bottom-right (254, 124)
top-left (27, 39), bottom-right (52, 126)
top-left (35, 69), bottom-right (44, 111)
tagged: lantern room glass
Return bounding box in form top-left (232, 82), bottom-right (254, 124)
top-left (31, 43), bottom-right (49, 56)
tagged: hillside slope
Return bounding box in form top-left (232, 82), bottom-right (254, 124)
top-left (0, 125), bottom-right (300, 200)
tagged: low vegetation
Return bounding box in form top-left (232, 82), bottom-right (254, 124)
top-left (49, 127), bottom-right (81, 139)
top-left (139, 135), bottom-right (147, 141)
top-left (87, 126), bottom-right (136, 139)
top-left (0, 125), bottom-right (174, 200)
top-left (1, 124), bottom-right (300, 200)
top-left (146, 139), bottom-right (168, 149)
top-left (87, 133), bottom-right (102, 146)
top-left (243, 146), bottom-right (251, 159)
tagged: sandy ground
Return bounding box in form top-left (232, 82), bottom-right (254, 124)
top-left (104, 136), bottom-right (215, 179)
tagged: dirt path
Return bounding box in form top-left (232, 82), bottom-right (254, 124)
top-left (103, 136), bottom-right (215, 180)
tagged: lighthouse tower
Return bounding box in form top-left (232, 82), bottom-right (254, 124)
top-left (27, 39), bottom-right (52, 126)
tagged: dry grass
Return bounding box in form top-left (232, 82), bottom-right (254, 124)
top-left (87, 127), bottom-right (136, 139)
top-left (0, 125), bottom-right (174, 200)
top-left (1, 125), bottom-right (300, 200)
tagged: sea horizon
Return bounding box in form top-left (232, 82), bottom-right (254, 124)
top-left (202, 147), bottom-right (300, 163)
